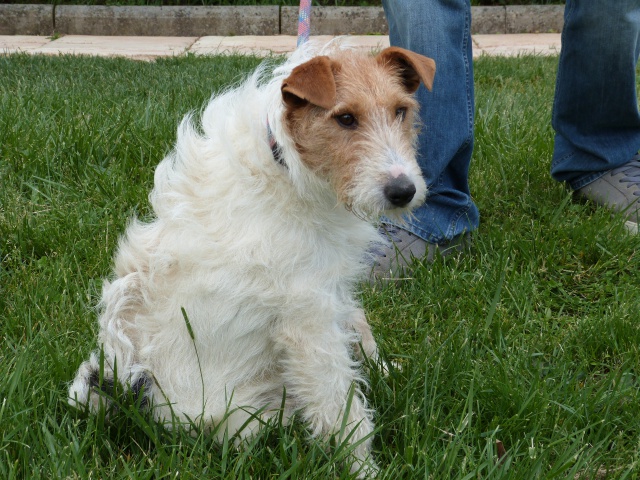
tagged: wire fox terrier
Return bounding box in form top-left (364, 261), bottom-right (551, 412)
top-left (68, 40), bottom-right (435, 476)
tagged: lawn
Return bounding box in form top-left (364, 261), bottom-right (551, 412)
top-left (1, 52), bottom-right (639, 479)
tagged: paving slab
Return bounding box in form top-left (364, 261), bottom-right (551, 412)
top-left (0, 35), bottom-right (52, 54)
top-left (473, 33), bottom-right (561, 57)
top-left (337, 35), bottom-right (390, 53)
top-left (2, 34), bottom-right (562, 60)
top-left (191, 35), bottom-right (391, 56)
top-left (30, 35), bottom-right (197, 61)
top-left (191, 35), bottom-right (300, 56)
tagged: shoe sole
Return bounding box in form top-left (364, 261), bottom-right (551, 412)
top-left (625, 220), bottom-right (639, 234)
top-left (574, 190), bottom-right (639, 235)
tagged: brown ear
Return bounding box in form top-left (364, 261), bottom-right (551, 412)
top-left (281, 56), bottom-right (337, 110)
top-left (376, 46), bottom-right (436, 92)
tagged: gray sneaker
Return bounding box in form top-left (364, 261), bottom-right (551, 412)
top-left (369, 224), bottom-right (470, 283)
top-left (575, 155), bottom-right (640, 234)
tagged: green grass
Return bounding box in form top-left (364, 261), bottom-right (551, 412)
top-left (1, 52), bottom-right (639, 479)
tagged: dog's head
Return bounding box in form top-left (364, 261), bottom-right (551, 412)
top-left (280, 46), bottom-right (434, 219)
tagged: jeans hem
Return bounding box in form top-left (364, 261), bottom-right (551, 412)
top-left (382, 201), bottom-right (476, 245)
top-left (568, 171), bottom-right (608, 191)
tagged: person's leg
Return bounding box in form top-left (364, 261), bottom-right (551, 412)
top-left (382, 0), bottom-right (479, 245)
top-left (551, 0), bottom-right (640, 189)
top-left (551, 0), bottom-right (640, 234)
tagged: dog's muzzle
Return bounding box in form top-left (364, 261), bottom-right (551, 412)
top-left (384, 174), bottom-right (417, 207)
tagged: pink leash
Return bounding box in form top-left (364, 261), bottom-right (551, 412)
top-left (297, 0), bottom-right (312, 47)
top-left (268, 0), bottom-right (312, 166)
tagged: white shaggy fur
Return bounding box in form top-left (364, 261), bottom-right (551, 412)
top-left (68, 40), bottom-right (434, 476)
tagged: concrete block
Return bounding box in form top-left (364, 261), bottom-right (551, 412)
top-left (32, 35), bottom-right (196, 60)
top-left (55, 6), bottom-right (279, 36)
top-left (506, 5), bottom-right (564, 34)
top-left (473, 33), bottom-right (561, 57)
top-left (281, 6), bottom-right (388, 36)
top-left (192, 35), bottom-right (296, 56)
top-left (471, 6), bottom-right (505, 35)
top-left (0, 35), bottom-right (52, 54)
top-left (0, 4), bottom-right (53, 35)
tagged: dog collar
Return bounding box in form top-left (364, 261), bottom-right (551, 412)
top-left (266, 121), bottom-right (287, 168)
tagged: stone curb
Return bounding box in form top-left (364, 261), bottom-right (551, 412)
top-left (55, 5), bottom-right (279, 36)
top-left (280, 6), bottom-right (388, 36)
top-left (0, 5), bottom-right (53, 35)
top-left (0, 4), bottom-right (564, 37)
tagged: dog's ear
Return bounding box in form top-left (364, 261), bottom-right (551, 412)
top-left (281, 56), bottom-right (337, 110)
top-left (376, 46), bottom-right (436, 93)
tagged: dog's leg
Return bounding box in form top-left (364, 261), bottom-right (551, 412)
top-left (350, 309), bottom-right (378, 362)
top-left (68, 274), bottom-right (149, 412)
top-left (68, 351), bottom-right (107, 412)
top-left (277, 325), bottom-right (378, 477)
top-left (350, 309), bottom-right (398, 377)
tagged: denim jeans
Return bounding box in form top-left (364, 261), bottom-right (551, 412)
top-left (384, 0), bottom-right (640, 239)
top-left (551, 0), bottom-right (640, 190)
top-left (382, 0), bottom-right (480, 244)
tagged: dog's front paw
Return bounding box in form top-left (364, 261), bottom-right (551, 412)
top-left (350, 309), bottom-right (379, 362)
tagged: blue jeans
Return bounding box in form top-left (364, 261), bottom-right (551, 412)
top-left (382, 0), bottom-right (479, 244)
top-left (385, 0), bottom-right (640, 239)
top-left (551, 0), bottom-right (640, 190)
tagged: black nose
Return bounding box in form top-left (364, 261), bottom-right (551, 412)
top-left (384, 174), bottom-right (416, 207)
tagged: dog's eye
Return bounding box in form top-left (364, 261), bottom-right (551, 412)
top-left (396, 107), bottom-right (408, 121)
top-left (335, 113), bottom-right (357, 129)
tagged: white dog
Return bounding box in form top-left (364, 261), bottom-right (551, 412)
top-left (69, 40), bottom-right (434, 476)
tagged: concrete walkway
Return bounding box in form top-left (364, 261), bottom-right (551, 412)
top-left (0, 34), bottom-right (561, 61)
